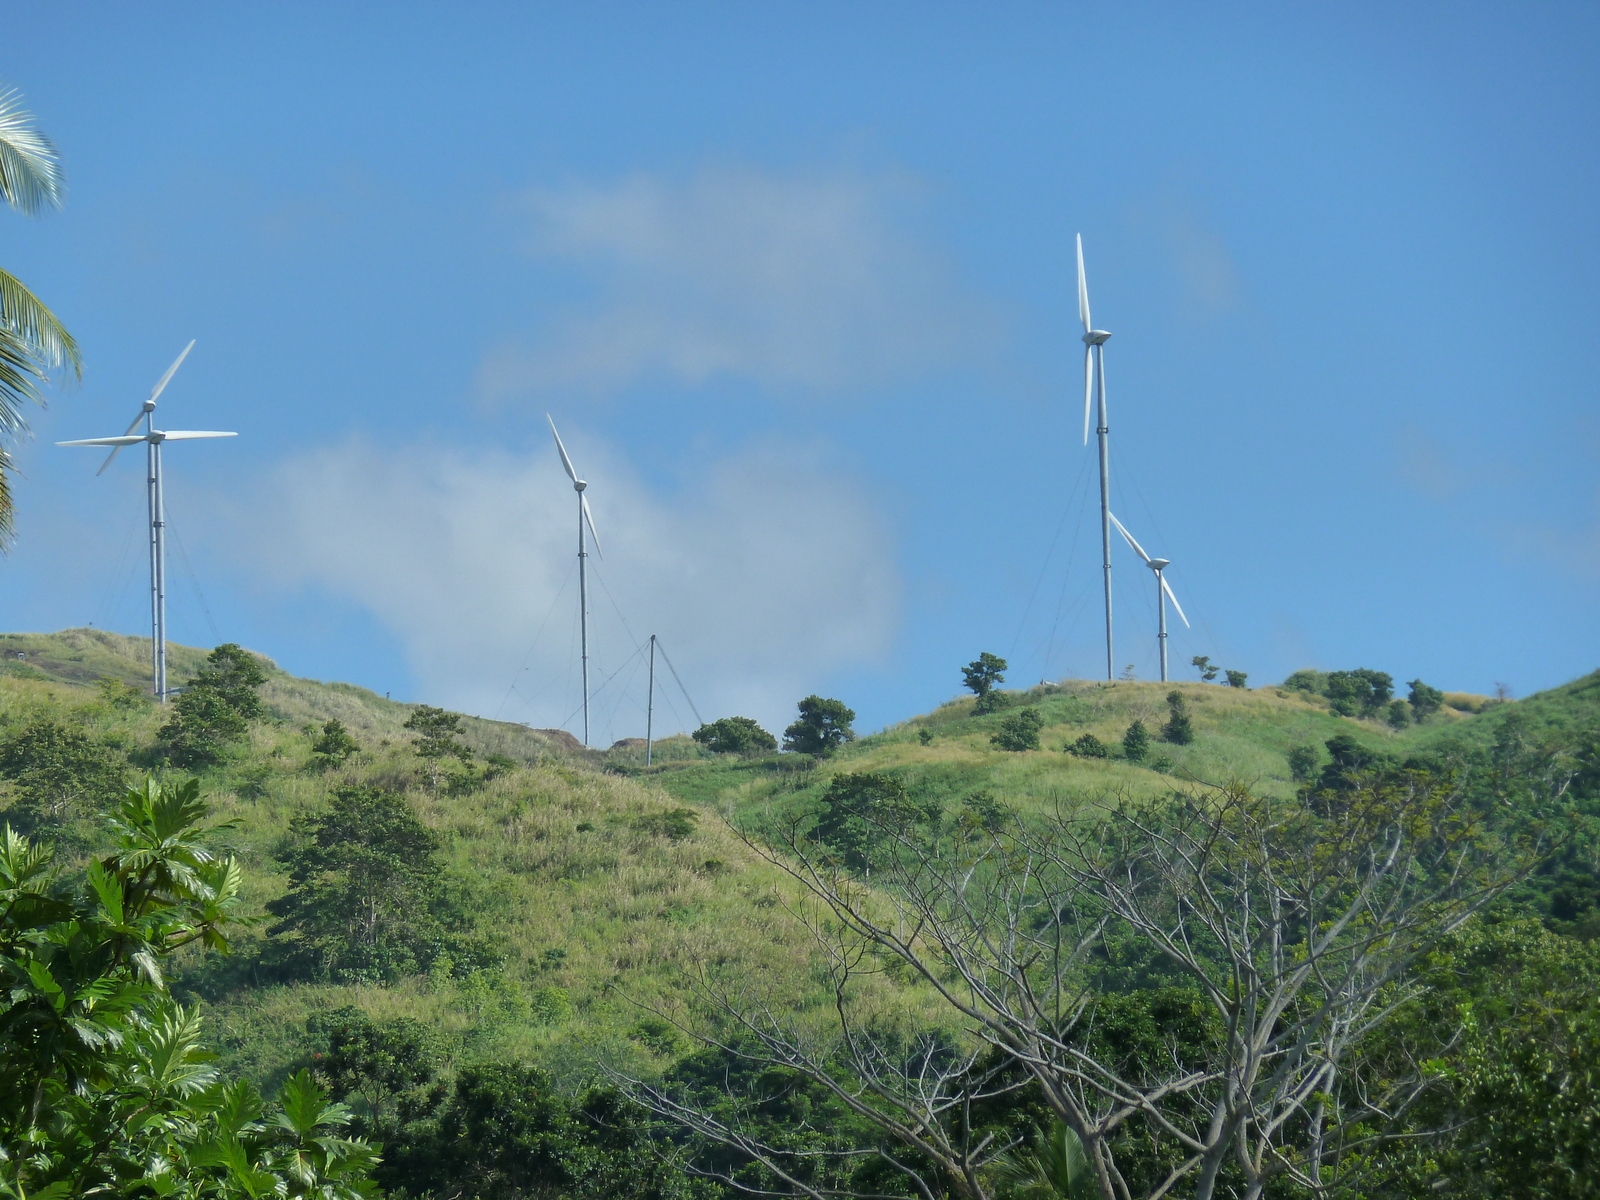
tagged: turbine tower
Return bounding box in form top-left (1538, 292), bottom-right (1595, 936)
top-left (1077, 235), bottom-right (1115, 680)
top-left (1109, 513), bottom-right (1190, 682)
top-left (547, 415), bottom-right (603, 748)
top-left (57, 341), bottom-right (236, 702)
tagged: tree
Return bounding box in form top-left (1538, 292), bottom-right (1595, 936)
top-left (1385, 699), bottom-right (1411, 730)
top-left (1121, 721), bottom-right (1150, 762)
top-left (265, 785), bottom-right (483, 982)
top-left (1407, 679), bottom-right (1444, 722)
top-left (159, 642), bottom-right (270, 767)
top-left (809, 772), bottom-right (937, 871)
top-left (1286, 744), bottom-right (1321, 784)
top-left (993, 709), bottom-right (1045, 752)
top-left (1160, 690), bottom-right (1194, 745)
top-left (1325, 668), bottom-right (1393, 718)
top-left (692, 716), bottom-right (777, 756)
top-left (1190, 656), bottom-right (1219, 683)
top-left (1067, 732), bottom-right (1107, 758)
top-left (1224, 669), bottom-right (1248, 689)
top-left (963, 652), bottom-right (1007, 699)
top-left (0, 717), bottom-right (127, 841)
top-left (312, 717), bottom-right (361, 769)
top-left (0, 777), bottom-right (379, 1197)
top-left (403, 704), bottom-right (473, 789)
top-left (1314, 733), bottom-right (1394, 794)
top-left (628, 774), bottom-right (1524, 1200)
top-left (0, 86), bottom-right (82, 546)
top-left (309, 1006), bottom-right (444, 1146)
top-left (783, 695), bottom-right (855, 756)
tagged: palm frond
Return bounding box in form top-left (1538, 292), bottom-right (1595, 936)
top-left (0, 268), bottom-right (80, 376)
top-left (0, 87), bottom-right (64, 215)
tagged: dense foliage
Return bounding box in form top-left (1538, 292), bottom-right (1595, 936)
top-left (0, 778), bottom-right (379, 1197)
top-left (691, 716), bottom-right (777, 756)
top-left (158, 643), bottom-right (269, 766)
top-left (782, 695), bottom-right (855, 756)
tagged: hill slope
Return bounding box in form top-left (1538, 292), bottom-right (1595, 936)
top-left (0, 629), bottom-right (923, 1089)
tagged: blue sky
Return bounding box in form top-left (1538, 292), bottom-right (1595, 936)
top-left (3, 3), bottom-right (1597, 743)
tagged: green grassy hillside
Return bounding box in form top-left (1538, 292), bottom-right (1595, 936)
top-left (0, 629), bottom-right (924, 1091)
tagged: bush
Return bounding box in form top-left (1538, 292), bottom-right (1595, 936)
top-left (158, 642), bottom-right (268, 766)
top-left (0, 718), bottom-right (127, 841)
top-left (692, 716), bottom-right (777, 756)
top-left (634, 807), bottom-right (698, 840)
top-left (265, 785), bottom-right (481, 982)
top-left (810, 772), bottom-right (939, 870)
top-left (1326, 669), bottom-right (1394, 718)
top-left (1287, 745), bottom-right (1321, 783)
top-left (1068, 732), bottom-right (1108, 758)
top-left (1161, 691), bottom-right (1195, 745)
top-left (783, 695), bottom-right (856, 756)
top-left (1408, 679), bottom-right (1444, 722)
top-left (1122, 720), bottom-right (1150, 762)
top-left (1224, 670), bottom-right (1248, 689)
top-left (310, 717), bottom-right (360, 769)
top-left (1386, 699), bottom-right (1412, 729)
top-left (991, 709), bottom-right (1044, 752)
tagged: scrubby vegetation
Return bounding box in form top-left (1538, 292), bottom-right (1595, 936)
top-left (3, 628), bottom-right (1598, 1199)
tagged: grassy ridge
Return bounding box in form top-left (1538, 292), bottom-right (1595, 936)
top-left (649, 676), bottom-right (1498, 820)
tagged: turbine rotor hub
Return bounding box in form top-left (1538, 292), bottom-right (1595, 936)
top-left (1083, 330), bottom-right (1111, 345)
top-left (574, 479), bottom-right (587, 492)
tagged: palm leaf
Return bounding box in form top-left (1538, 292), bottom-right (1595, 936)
top-left (0, 87), bottom-right (64, 215)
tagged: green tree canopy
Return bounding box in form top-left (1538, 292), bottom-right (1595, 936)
top-left (963, 651), bottom-right (1008, 698)
top-left (782, 695), bottom-right (855, 756)
top-left (0, 716), bottom-right (126, 841)
top-left (159, 643), bottom-right (270, 766)
top-left (1408, 678), bottom-right (1444, 721)
top-left (1122, 720), bottom-right (1150, 762)
top-left (1161, 690), bottom-right (1194, 745)
top-left (992, 708), bottom-right (1044, 752)
top-left (691, 715), bottom-right (777, 756)
top-left (265, 786), bottom-right (484, 983)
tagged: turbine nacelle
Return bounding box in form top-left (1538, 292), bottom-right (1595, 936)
top-left (1147, 557), bottom-right (1170, 571)
top-left (1082, 330), bottom-right (1111, 346)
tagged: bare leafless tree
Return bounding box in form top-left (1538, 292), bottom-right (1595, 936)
top-left (619, 774), bottom-right (1525, 1200)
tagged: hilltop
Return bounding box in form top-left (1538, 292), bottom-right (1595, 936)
top-left (646, 670), bottom-right (1547, 821)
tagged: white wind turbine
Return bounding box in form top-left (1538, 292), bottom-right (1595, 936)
top-left (547, 415), bottom-right (603, 748)
top-left (1109, 512), bottom-right (1189, 683)
top-left (57, 341), bottom-right (236, 702)
top-left (1077, 234), bottom-right (1115, 680)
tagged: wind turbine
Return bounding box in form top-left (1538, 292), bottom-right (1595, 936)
top-left (56, 341), bottom-right (236, 702)
top-left (547, 415), bottom-right (603, 748)
top-left (1077, 234), bottom-right (1115, 680)
top-left (1109, 512), bottom-right (1189, 682)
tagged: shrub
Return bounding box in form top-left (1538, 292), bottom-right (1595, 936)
top-left (991, 709), bottom-right (1044, 752)
top-left (1122, 720), bottom-right (1150, 762)
top-left (310, 717), bottom-right (360, 769)
top-left (692, 716), bottom-right (777, 756)
top-left (0, 718), bottom-right (127, 841)
top-left (811, 772), bottom-right (939, 870)
top-left (1386, 699), bottom-right (1412, 730)
top-left (1225, 670), bottom-right (1248, 689)
top-left (1408, 679), bottom-right (1444, 722)
top-left (1326, 669), bottom-right (1394, 718)
top-left (918, 728), bottom-right (934, 746)
top-left (783, 695), bottom-right (856, 756)
top-left (1287, 745), bottom-right (1321, 783)
top-left (635, 806), bottom-right (698, 840)
top-left (1162, 691), bottom-right (1195, 745)
top-left (962, 652), bottom-right (1007, 700)
top-left (158, 642), bottom-right (268, 766)
top-left (1068, 732), bottom-right (1108, 758)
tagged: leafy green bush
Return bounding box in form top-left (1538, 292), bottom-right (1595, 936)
top-left (783, 695), bottom-right (856, 755)
top-left (691, 715), bottom-right (777, 755)
top-left (1161, 691), bottom-right (1194, 745)
top-left (265, 785), bottom-right (484, 982)
top-left (0, 778), bottom-right (378, 1197)
top-left (159, 643), bottom-right (269, 766)
top-left (1067, 732), bottom-right (1108, 758)
top-left (0, 717), bottom-right (127, 842)
top-left (1408, 678), bottom-right (1444, 722)
top-left (810, 772), bottom-right (938, 870)
top-left (991, 709), bottom-right (1044, 752)
top-left (311, 717), bottom-right (361, 769)
top-left (1121, 721), bottom-right (1150, 762)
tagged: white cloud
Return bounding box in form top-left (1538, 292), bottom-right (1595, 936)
top-left (225, 432), bottom-right (900, 743)
top-left (477, 164), bottom-right (994, 399)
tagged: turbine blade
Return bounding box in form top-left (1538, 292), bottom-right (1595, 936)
top-left (97, 445), bottom-right (125, 475)
top-left (149, 340), bottom-right (196, 405)
top-left (1108, 511), bottom-right (1152, 563)
top-left (57, 434), bottom-right (146, 447)
top-left (119, 408), bottom-right (148, 437)
top-left (582, 495), bottom-right (603, 559)
top-left (546, 414), bottom-right (579, 484)
top-left (1162, 575), bottom-right (1190, 627)
top-left (159, 430), bottom-right (237, 440)
top-left (1076, 233), bottom-right (1091, 332)
top-left (1082, 345), bottom-right (1093, 445)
